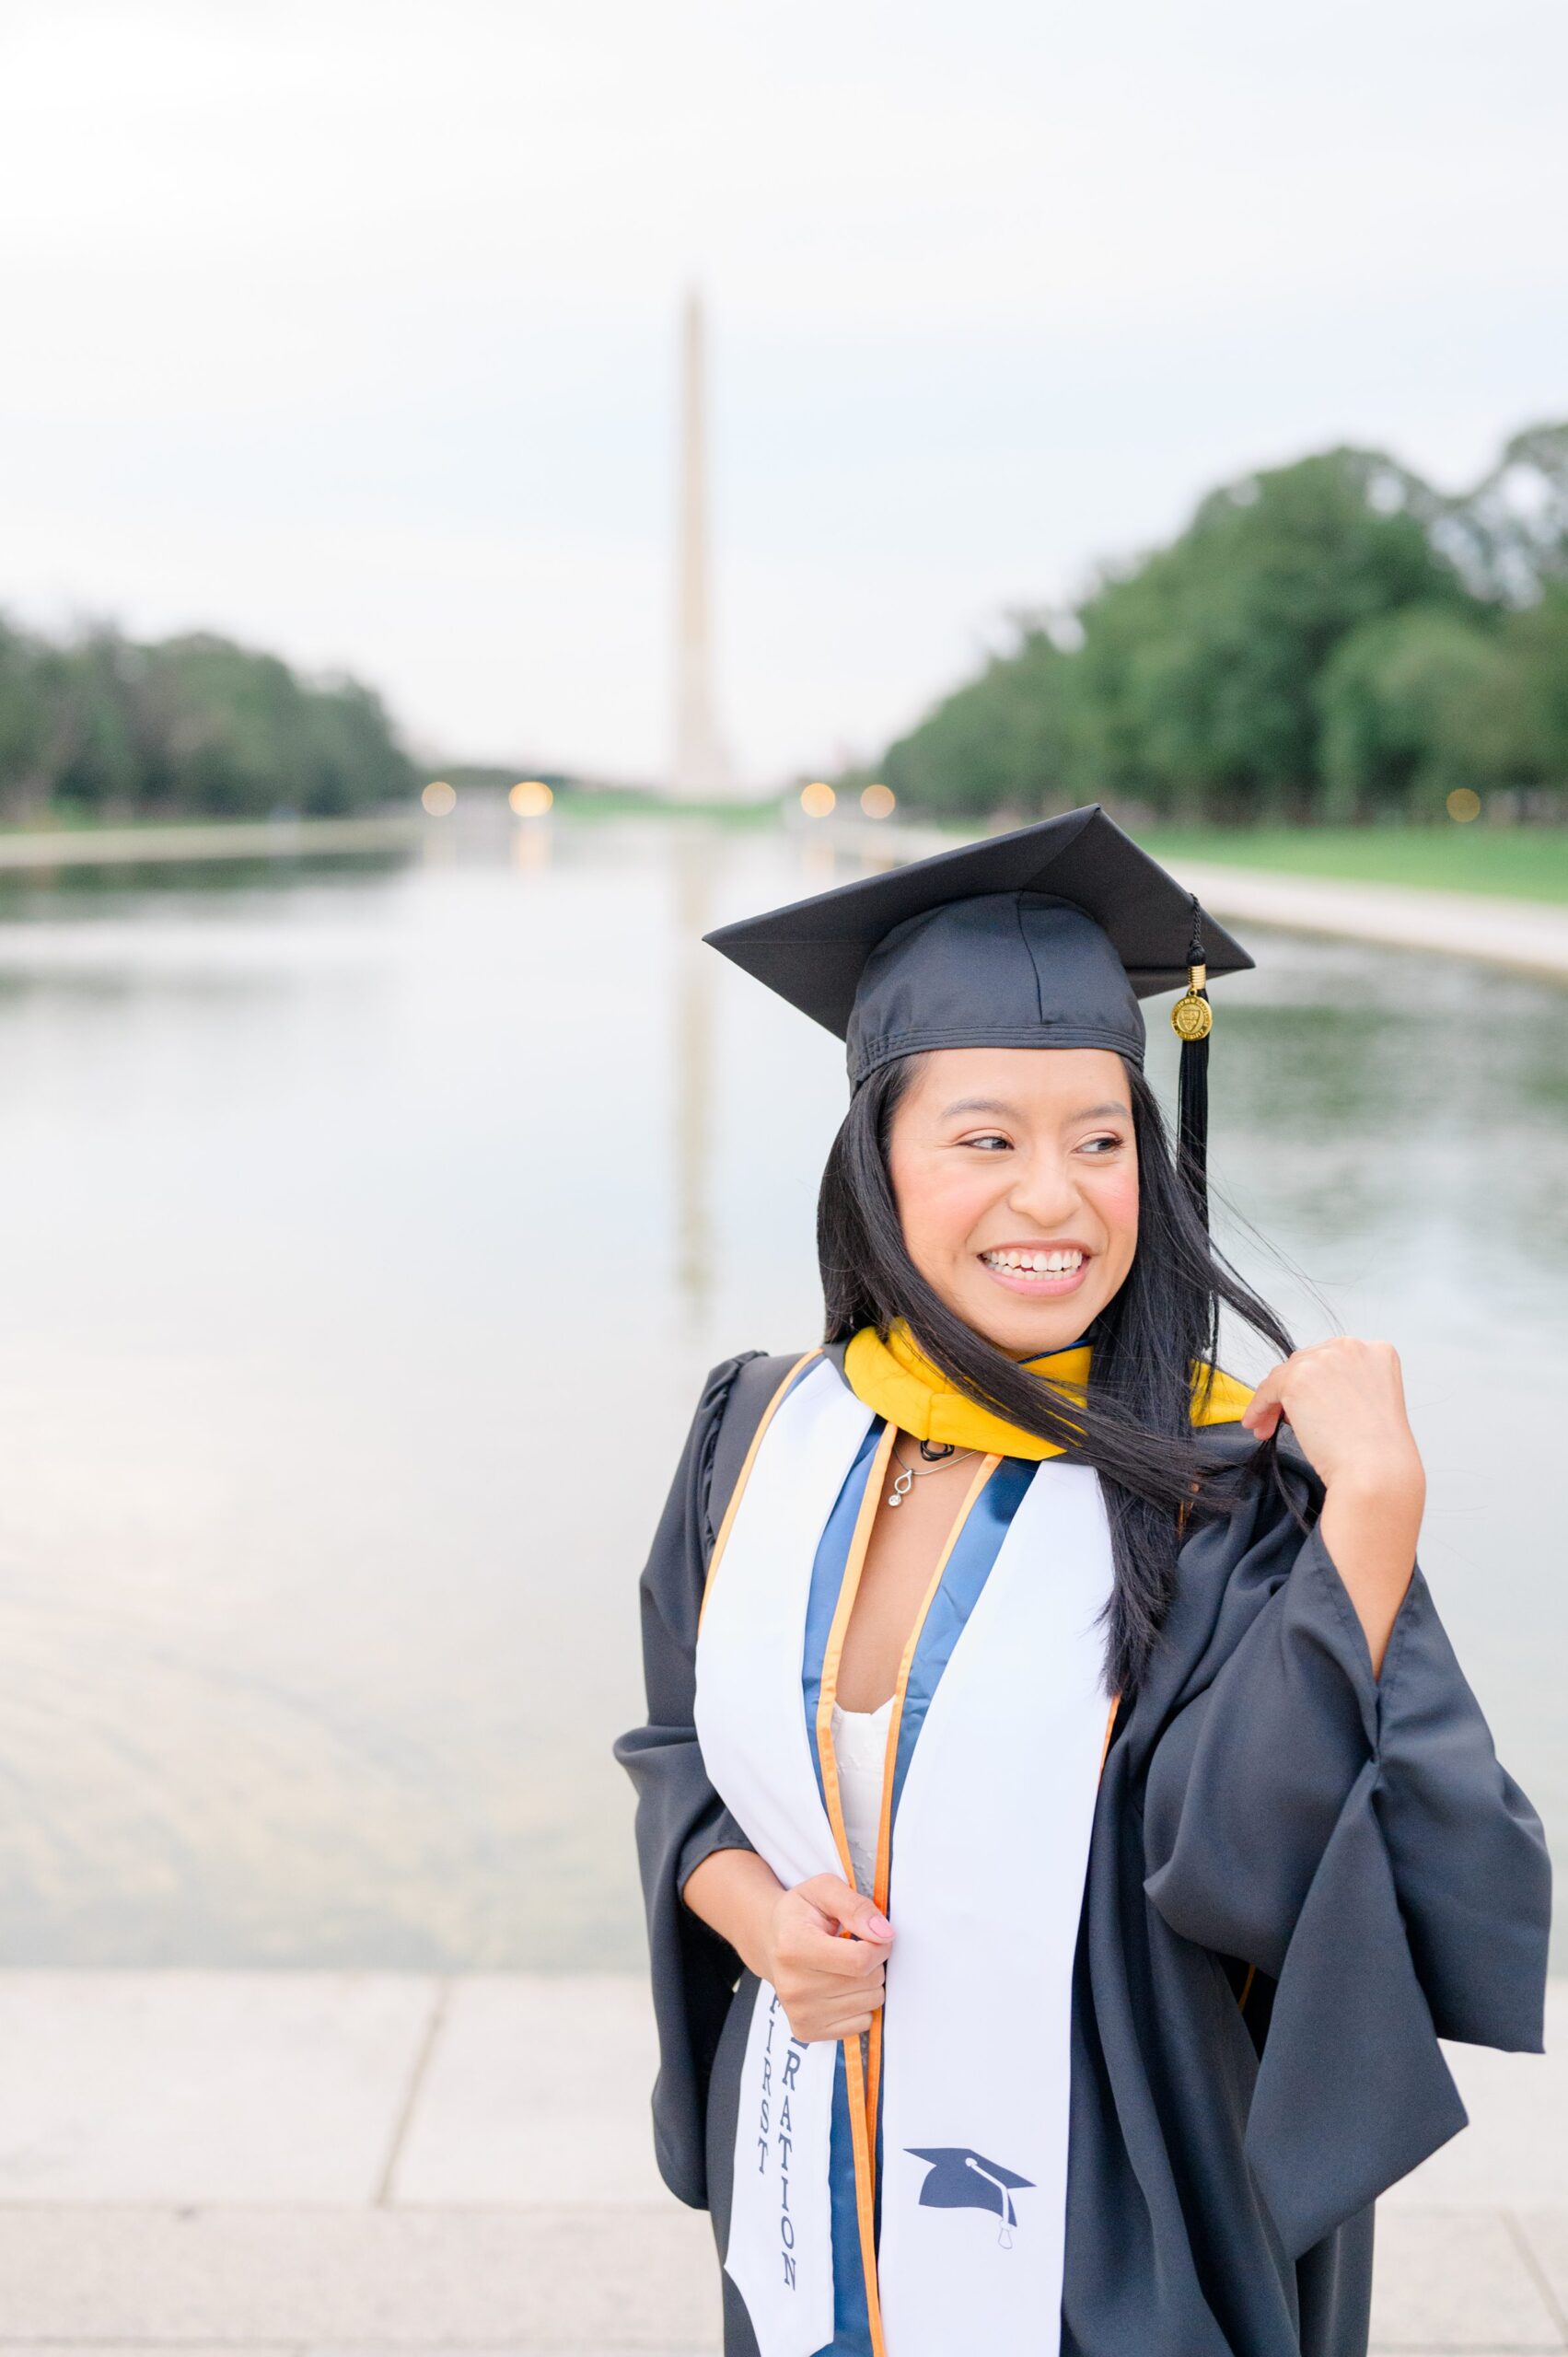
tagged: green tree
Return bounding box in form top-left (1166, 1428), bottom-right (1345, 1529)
top-left (0, 619), bottom-right (417, 823)
top-left (135, 633), bottom-right (413, 817)
top-left (1498, 586), bottom-right (1568, 784)
top-left (138, 635), bottom-right (315, 815)
top-left (1070, 451), bottom-right (1476, 823)
top-left (1440, 422), bottom-right (1568, 601)
top-left (1318, 607), bottom-right (1524, 819)
top-left (0, 619), bottom-right (49, 809)
top-left (882, 626), bottom-right (1073, 818)
top-left (39, 631), bottom-right (143, 813)
top-left (296, 676), bottom-right (417, 815)
top-left (856, 446), bottom-right (1500, 825)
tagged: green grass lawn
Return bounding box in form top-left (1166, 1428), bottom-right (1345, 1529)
top-left (555, 788), bottom-right (779, 826)
top-left (7, 801), bottom-right (1563, 903)
top-left (1138, 826), bottom-right (1568, 905)
top-left (0, 807), bottom-right (409, 835)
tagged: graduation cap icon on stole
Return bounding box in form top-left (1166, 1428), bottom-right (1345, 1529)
top-left (703, 804), bottom-right (1251, 1229)
top-left (905, 2145), bottom-right (1035, 2247)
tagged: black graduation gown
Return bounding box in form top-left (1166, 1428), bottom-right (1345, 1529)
top-left (612, 1348), bottom-right (1551, 2357)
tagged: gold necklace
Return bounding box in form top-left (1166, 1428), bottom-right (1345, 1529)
top-left (886, 1435), bottom-right (977, 1508)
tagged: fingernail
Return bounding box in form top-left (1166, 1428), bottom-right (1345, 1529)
top-left (867, 1910), bottom-right (892, 1938)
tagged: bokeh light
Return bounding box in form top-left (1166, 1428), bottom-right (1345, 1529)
top-left (799, 781), bottom-right (836, 819)
top-left (860, 782), bottom-right (896, 819)
top-left (422, 780), bottom-right (457, 817)
top-left (509, 779), bottom-right (554, 817)
top-left (1446, 787), bottom-right (1481, 823)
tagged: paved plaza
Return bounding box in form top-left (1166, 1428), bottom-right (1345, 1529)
top-left (1175, 861), bottom-right (1568, 982)
top-left (0, 1971), bottom-right (1560, 2355)
top-left (882, 823), bottom-right (1568, 984)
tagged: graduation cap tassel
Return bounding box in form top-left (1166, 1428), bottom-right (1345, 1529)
top-left (1172, 896), bottom-right (1213, 1231)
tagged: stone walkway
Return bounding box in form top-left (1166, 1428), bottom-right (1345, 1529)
top-left (0, 814), bottom-right (420, 870)
top-left (1137, 858), bottom-right (1568, 982)
top-left (0, 1972), bottom-right (1560, 2353)
top-left (880, 822), bottom-right (1568, 982)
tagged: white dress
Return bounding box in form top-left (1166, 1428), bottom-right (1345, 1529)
top-left (829, 1694), bottom-right (894, 1897)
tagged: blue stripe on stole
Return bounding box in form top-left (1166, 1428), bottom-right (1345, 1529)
top-left (797, 1430), bottom-right (1037, 2352)
top-left (802, 1418), bottom-right (885, 1813)
top-left (888, 1454), bottom-right (1038, 1823)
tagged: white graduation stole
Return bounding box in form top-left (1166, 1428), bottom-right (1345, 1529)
top-left (693, 1355), bottom-right (1114, 2357)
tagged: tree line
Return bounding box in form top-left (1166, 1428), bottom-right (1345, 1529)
top-left (0, 622), bottom-right (417, 823)
top-left (859, 423), bottom-right (1568, 825)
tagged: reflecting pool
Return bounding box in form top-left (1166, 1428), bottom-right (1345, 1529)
top-left (0, 809), bottom-right (1561, 1964)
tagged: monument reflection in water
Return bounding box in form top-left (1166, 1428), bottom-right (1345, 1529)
top-left (0, 810), bottom-right (1560, 1967)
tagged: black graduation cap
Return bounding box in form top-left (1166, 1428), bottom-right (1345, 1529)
top-left (703, 804), bottom-right (1250, 1225)
top-left (905, 2144), bottom-right (1035, 2246)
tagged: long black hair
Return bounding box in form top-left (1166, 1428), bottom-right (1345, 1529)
top-left (816, 1053), bottom-right (1296, 1697)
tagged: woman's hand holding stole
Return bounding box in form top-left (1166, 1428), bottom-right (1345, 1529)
top-left (683, 1850), bottom-right (894, 2042)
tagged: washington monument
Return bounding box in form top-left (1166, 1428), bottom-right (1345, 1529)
top-left (671, 289), bottom-right (735, 797)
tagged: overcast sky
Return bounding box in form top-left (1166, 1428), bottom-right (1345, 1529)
top-left (2, 0), bottom-right (1565, 785)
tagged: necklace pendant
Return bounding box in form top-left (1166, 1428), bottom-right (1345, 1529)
top-left (887, 1466), bottom-right (913, 1507)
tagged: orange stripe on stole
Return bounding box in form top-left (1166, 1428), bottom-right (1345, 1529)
top-left (813, 1416), bottom-right (899, 2357)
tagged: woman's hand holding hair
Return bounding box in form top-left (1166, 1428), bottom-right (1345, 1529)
top-left (682, 1851), bottom-right (893, 2041)
top-left (1240, 1336), bottom-right (1426, 1678)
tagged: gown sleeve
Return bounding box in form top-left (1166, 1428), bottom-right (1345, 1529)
top-left (611, 1353), bottom-right (762, 2210)
top-left (1142, 1467), bottom-right (1551, 2259)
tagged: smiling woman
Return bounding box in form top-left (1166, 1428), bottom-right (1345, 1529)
top-left (613, 806), bottom-right (1550, 2357)
top-left (886, 1056), bottom-right (1139, 1336)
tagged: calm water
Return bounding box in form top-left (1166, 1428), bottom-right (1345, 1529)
top-left (0, 807), bottom-right (1562, 1968)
